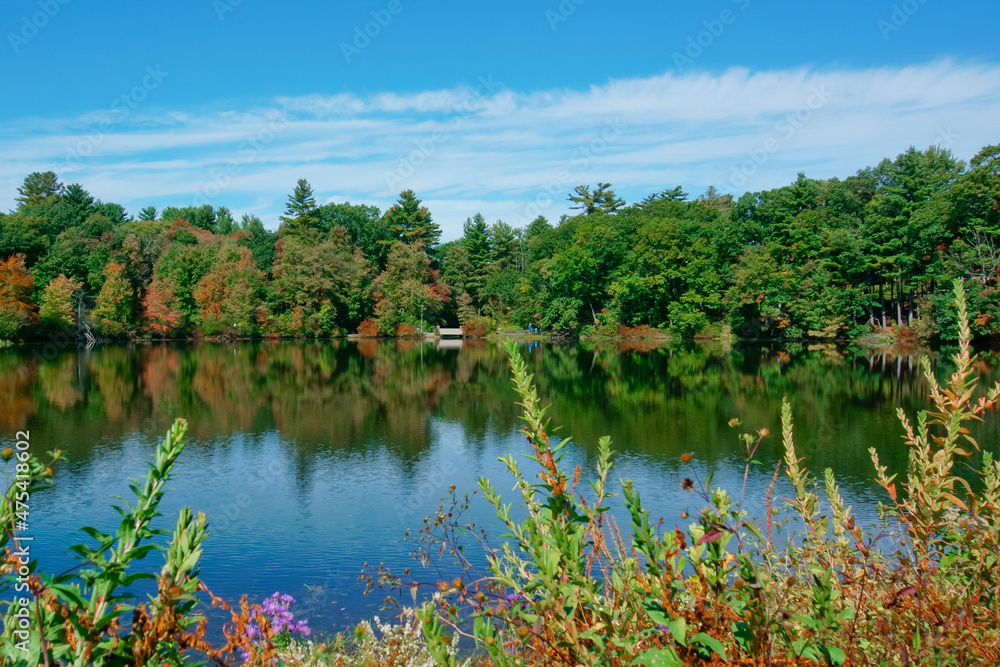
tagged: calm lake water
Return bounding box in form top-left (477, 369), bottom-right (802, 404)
top-left (2, 338), bottom-right (999, 638)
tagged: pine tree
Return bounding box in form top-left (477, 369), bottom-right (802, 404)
top-left (279, 179), bottom-right (319, 233)
top-left (640, 185), bottom-right (688, 207)
top-left (568, 183), bottom-right (625, 214)
top-left (382, 190), bottom-right (440, 248)
top-left (461, 214), bottom-right (492, 309)
top-left (593, 183), bottom-right (626, 213)
top-left (568, 185), bottom-right (598, 214)
top-left (490, 220), bottom-right (517, 268)
top-left (16, 172), bottom-right (64, 209)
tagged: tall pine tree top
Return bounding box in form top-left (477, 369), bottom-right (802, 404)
top-left (568, 183), bottom-right (626, 214)
top-left (462, 213), bottom-right (492, 264)
top-left (279, 179), bottom-right (320, 234)
top-left (382, 190), bottom-right (440, 248)
top-left (16, 171), bottom-right (64, 209)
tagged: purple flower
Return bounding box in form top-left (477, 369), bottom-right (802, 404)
top-left (503, 592), bottom-right (531, 613)
top-left (242, 592), bottom-right (312, 660)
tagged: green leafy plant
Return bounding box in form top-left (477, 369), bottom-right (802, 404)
top-left (0, 419), bottom-right (279, 666)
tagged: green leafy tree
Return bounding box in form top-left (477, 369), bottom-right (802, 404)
top-left (215, 206), bottom-right (237, 235)
top-left (270, 228), bottom-right (370, 334)
top-left (371, 242), bottom-right (450, 334)
top-left (237, 214), bottom-right (278, 274)
top-left (38, 274), bottom-right (83, 333)
top-left (194, 244), bottom-right (266, 336)
top-left (317, 201), bottom-right (390, 268)
top-left (160, 204), bottom-right (215, 231)
top-left (152, 223), bottom-right (219, 324)
top-left (724, 246), bottom-right (792, 336)
top-left (609, 218), bottom-right (721, 335)
top-left (91, 262), bottom-right (136, 336)
top-left (950, 143), bottom-right (1000, 235)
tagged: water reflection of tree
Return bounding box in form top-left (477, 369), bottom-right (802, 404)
top-left (0, 353), bottom-right (36, 431)
top-left (2, 341), bottom-right (997, 488)
top-left (40, 355), bottom-right (83, 409)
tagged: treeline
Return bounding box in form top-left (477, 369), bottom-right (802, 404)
top-left (1, 142), bottom-right (998, 342)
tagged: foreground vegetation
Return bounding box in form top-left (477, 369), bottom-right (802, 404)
top-left (381, 281), bottom-right (1000, 665)
top-left (2, 143), bottom-right (999, 344)
top-left (2, 282), bottom-right (999, 665)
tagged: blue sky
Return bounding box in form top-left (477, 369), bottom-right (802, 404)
top-left (2, 0), bottom-right (999, 239)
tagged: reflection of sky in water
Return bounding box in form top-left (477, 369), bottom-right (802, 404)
top-left (8, 340), bottom-right (1000, 640)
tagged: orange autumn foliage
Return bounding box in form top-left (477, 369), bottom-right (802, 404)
top-left (0, 253), bottom-right (37, 326)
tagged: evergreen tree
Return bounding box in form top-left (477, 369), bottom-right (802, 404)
top-left (382, 190), bottom-right (440, 248)
top-left (568, 183), bottom-right (625, 214)
top-left (568, 185), bottom-right (598, 214)
top-left (490, 220), bottom-right (517, 268)
top-left (279, 179), bottom-right (320, 234)
top-left (62, 183), bottom-right (96, 225)
top-left (460, 214), bottom-right (492, 310)
top-left (94, 201), bottom-right (129, 225)
top-left (640, 185), bottom-right (688, 207)
top-left (16, 172), bottom-right (64, 209)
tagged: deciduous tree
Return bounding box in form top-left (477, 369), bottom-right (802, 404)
top-left (38, 274), bottom-right (83, 333)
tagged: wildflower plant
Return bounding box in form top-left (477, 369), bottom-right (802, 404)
top-left (243, 592), bottom-right (311, 659)
top-left (0, 418), bottom-right (282, 666)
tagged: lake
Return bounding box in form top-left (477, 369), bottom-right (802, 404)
top-left (2, 338), bottom-right (999, 639)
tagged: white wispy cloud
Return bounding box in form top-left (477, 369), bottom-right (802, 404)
top-left (1, 59), bottom-right (997, 240)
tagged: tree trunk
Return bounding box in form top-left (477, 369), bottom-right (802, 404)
top-left (908, 289), bottom-right (914, 327)
top-left (896, 278), bottom-right (904, 328)
top-left (879, 282), bottom-right (886, 329)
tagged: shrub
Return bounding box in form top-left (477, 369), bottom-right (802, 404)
top-left (616, 323), bottom-right (662, 339)
top-left (357, 317), bottom-right (380, 337)
top-left (461, 315), bottom-right (491, 338)
top-left (396, 323), bottom-right (419, 338)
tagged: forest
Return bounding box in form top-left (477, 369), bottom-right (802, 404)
top-left (1, 142), bottom-right (998, 344)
